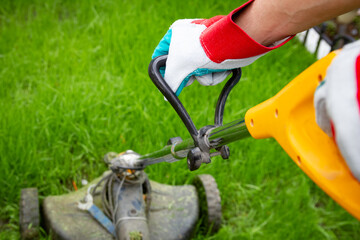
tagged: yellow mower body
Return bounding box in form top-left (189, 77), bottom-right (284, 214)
top-left (245, 51), bottom-right (360, 220)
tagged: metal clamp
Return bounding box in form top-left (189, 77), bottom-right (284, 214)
top-left (171, 141), bottom-right (184, 159)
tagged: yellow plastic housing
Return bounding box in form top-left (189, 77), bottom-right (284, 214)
top-left (245, 51), bottom-right (360, 220)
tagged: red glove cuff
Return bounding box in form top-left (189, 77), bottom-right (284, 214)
top-left (199, 0), bottom-right (294, 63)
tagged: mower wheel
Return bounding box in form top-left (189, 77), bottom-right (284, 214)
top-left (19, 188), bottom-right (40, 240)
top-left (193, 174), bottom-right (222, 234)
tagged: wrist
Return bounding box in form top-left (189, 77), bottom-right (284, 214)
top-left (233, 0), bottom-right (290, 46)
top-left (199, 0), bottom-right (293, 63)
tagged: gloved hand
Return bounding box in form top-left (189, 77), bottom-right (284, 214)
top-left (152, 0), bottom-right (292, 96)
top-left (314, 40), bottom-right (360, 180)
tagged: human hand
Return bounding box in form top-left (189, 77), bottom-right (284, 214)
top-left (152, 0), bottom-right (292, 96)
top-left (314, 41), bottom-right (360, 180)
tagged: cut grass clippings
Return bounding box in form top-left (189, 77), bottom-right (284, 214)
top-left (1, 0), bottom-right (360, 239)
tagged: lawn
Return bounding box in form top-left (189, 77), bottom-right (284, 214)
top-left (1, 0), bottom-right (360, 239)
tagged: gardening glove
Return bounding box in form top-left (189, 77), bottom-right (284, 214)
top-left (152, 0), bottom-right (293, 96)
top-left (314, 40), bottom-right (360, 181)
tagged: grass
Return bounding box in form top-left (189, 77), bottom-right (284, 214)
top-left (1, 0), bottom-right (360, 239)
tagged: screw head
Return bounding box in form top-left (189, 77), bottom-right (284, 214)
top-left (220, 145), bottom-right (230, 159)
top-left (187, 147), bottom-right (202, 171)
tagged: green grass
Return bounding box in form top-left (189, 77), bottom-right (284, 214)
top-left (1, 0), bottom-right (360, 239)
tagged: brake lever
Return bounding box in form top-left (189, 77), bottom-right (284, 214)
top-left (148, 55), bottom-right (242, 170)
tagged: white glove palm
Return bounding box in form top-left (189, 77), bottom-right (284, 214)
top-left (315, 41), bottom-right (360, 180)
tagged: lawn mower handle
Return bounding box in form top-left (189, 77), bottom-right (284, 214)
top-left (148, 55), bottom-right (242, 140)
top-left (148, 55), bottom-right (198, 140)
top-left (148, 55), bottom-right (242, 170)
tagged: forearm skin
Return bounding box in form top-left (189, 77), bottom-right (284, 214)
top-left (234, 0), bottom-right (360, 46)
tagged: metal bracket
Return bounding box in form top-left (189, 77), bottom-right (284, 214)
top-left (169, 137), bottom-right (184, 160)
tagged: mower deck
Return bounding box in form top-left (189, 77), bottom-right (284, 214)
top-left (42, 173), bottom-right (199, 240)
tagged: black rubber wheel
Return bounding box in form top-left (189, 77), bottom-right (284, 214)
top-left (19, 188), bottom-right (40, 240)
top-left (193, 174), bottom-right (222, 234)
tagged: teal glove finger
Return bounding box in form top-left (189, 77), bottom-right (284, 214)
top-left (152, 29), bottom-right (172, 59)
top-left (152, 29), bottom-right (172, 77)
top-left (152, 29), bottom-right (231, 96)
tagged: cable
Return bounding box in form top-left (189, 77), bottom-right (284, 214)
top-left (90, 170), bottom-right (151, 240)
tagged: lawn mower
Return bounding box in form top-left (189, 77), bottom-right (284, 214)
top-left (20, 52), bottom-right (360, 239)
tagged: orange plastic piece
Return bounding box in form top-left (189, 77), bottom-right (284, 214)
top-left (72, 180), bottom-right (78, 191)
top-left (245, 51), bottom-right (360, 220)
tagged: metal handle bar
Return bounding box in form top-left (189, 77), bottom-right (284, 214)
top-left (214, 68), bottom-right (242, 125)
top-left (148, 55), bottom-right (199, 141)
